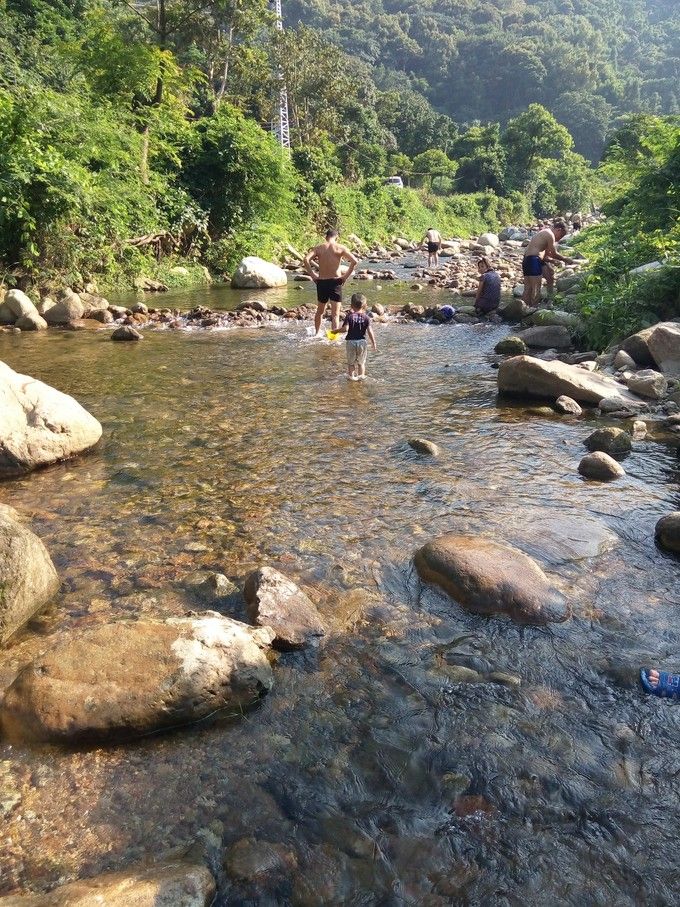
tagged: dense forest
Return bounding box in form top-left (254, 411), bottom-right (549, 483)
top-left (0, 0), bottom-right (677, 295)
top-left (286, 0), bottom-right (680, 162)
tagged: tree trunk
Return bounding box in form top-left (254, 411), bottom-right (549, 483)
top-left (215, 26), bottom-right (234, 107)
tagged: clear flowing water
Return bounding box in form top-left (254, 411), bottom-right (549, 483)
top-left (1, 283), bottom-right (679, 905)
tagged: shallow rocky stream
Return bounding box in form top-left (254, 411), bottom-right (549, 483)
top-left (1, 281), bottom-right (679, 905)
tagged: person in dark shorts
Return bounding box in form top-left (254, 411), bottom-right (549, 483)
top-left (474, 257), bottom-right (501, 315)
top-left (521, 219), bottom-right (573, 307)
top-left (304, 230), bottom-right (359, 336)
top-left (422, 228), bottom-right (442, 267)
top-left (336, 293), bottom-right (377, 380)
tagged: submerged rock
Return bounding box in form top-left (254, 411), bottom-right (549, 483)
top-left (414, 533), bottom-right (568, 624)
top-left (224, 837), bottom-right (298, 889)
top-left (244, 567), bottom-right (325, 650)
top-left (584, 427), bottom-right (632, 456)
top-left (0, 859), bottom-right (216, 906)
top-left (0, 614), bottom-right (274, 743)
top-left (231, 257), bottom-right (287, 289)
top-left (0, 360), bottom-right (102, 477)
top-left (497, 356), bottom-right (638, 405)
top-left (655, 512), bottom-right (680, 554)
top-left (578, 451), bottom-right (626, 481)
top-left (408, 438), bottom-right (439, 456)
top-left (0, 504), bottom-right (60, 645)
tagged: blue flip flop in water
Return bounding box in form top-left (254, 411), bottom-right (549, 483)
top-left (640, 668), bottom-right (680, 699)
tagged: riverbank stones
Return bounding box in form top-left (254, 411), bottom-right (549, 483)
top-left (0, 859), bottom-right (216, 906)
top-left (244, 567), bottom-right (325, 650)
top-left (655, 512), bottom-right (680, 554)
top-left (626, 369), bottom-right (667, 400)
top-left (0, 504), bottom-right (60, 645)
top-left (584, 427), bottom-right (632, 456)
top-left (578, 451), bottom-right (626, 481)
top-left (0, 360), bottom-right (102, 477)
top-left (0, 615), bottom-right (275, 743)
top-left (414, 533), bottom-right (568, 624)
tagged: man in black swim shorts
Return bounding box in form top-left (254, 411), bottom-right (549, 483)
top-left (304, 230), bottom-right (359, 336)
top-left (422, 227), bottom-right (442, 267)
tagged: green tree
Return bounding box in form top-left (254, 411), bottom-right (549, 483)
top-left (412, 148), bottom-right (457, 191)
top-left (502, 103), bottom-right (573, 189)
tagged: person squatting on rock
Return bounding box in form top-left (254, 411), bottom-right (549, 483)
top-left (336, 293), bottom-right (377, 380)
top-left (474, 257), bottom-right (502, 315)
top-left (422, 227), bottom-right (442, 268)
top-left (304, 230), bottom-right (359, 336)
top-left (521, 218), bottom-right (575, 308)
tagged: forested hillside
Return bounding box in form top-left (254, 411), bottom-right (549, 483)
top-left (285, 0), bottom-right (679, 162)
top-left (0, 0), bottom-right (676, 291)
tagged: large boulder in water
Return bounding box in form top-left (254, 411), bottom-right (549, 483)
top-left (0, 504), bottom-right (60, 645)
top-left (0, 614), bottom-right (275, 743)
top-left (0, 859), bottom-right (216, 906)
top-left (414, 533), bottom-right (568, 624)
top-left (0, 360), bottom-right (102, 477)
top-left (231, 257), bottom-right (288, 289)
top-left (497, 355), bottom-right (639, 405)
top-left (244, 566), bottom-right (325, 650)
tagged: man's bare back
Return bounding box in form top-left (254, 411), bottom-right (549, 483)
top-left (309, 240), bottom-right (353, 278)
top-left (524, 227), bottom-right (557, 260)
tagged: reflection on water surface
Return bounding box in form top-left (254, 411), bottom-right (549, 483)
top-left (1, 284), bottom-right (679, 904)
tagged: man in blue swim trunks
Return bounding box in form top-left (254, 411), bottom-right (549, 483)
top-left (522, 219), bottom-right (574, 308)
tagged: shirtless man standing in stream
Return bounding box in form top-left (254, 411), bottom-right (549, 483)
top-left (304, 230), bottom-right (359, 336)
top-left (521, 218), bottom-right (574, 308)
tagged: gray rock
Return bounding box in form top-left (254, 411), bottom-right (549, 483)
top-left (584, 427), bottom-right (632, 456)
top-left (112, 325), bottom-right (143, 341)
top-left (4, 289), bottom-right (38, 319)
top-left (44, 295), bottom-right (85, 325)
top-left (626, 369), bottom-right (667, 400)
top-left (578, 451), bottom-right (626, 481)
top-left (621, 321), bottom-right (680, 374)
top-left (244, 567), bottom-right (325, 650)
top-left (498, 356), bottom-right (639, 405)
top-left (0, 504), bottom-right (60, 645)
top-left (36, 297), bottom-right (56, 316)
top-left (632, 420), bottom-right (648, 440)
top-left (231, 257), bottom-right (287, 289)
top-left (408, 438), bottom-right (439, 456)
top-left (184, 571), bottom-right (238, 602)
top-left (15, 312), bottom-right (48, 331)
top-left (414, 533), bottom-right (568, 625)
top-left (0, 360), bottom-right (102, 478)
top-left (614, 349), bottom-right (636, 370)
top-left (515, 325), bottom-right (572, 350)
top-left (0, 859), bottom-right (216, 906)
top-left (0, 614), bottom-right (274, 743)
top-left (494, 336), bottom-right (528, 356)
top-left (554, 395), bottom-right (582, 416)
top-left (131, 302), bottom-right (148, 315)
top-left (655, 512), bottom-right (680, 554)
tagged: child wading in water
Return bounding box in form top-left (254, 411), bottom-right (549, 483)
top-left (337, 294), bottom-right (377, 380)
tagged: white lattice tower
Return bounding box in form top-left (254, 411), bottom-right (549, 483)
top-left (272, 0), bottom-right (290, 149)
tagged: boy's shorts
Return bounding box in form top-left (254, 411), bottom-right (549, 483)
top-left (346, 339), bottom-right (368, 366)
